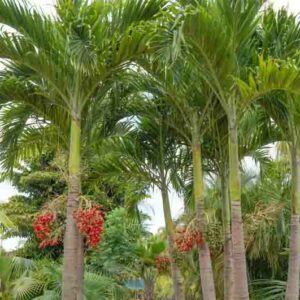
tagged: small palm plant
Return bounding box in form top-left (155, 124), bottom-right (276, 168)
top-left (0, 255), bottom-right (127, 300)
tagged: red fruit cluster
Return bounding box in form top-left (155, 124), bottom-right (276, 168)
top-left (33, 212), bottom-right (59, 249)
top-left (176, 228), bottom-right (203, 252)
top-left (155, 256), bottom-right (171, 273)
top-left (73, 205), bottom-right (104, 247)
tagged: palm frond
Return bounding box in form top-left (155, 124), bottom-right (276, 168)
top-left (237, 56), bottom-right (300, 105)
top-left (0, 210), bottom-right (14, 231)
top-left (12, 276), bottom-right (45, 300)
top-left (251, 279), bottom-right (286, 300)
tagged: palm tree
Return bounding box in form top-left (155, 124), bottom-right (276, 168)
top-left (126, 54), bottom-right (221, 298)
top-left (96, 98), bottom-right (186, 300)
top-left (253, 8), bottom-right (300, 299)
top-left (181, 1), bottom-right (300, 298)
top-left (0, 0), bottom-right (164, 298)
top-left (135, 237), bottom-right (167, 300)
top-left (183, 1), bottom-right (258, 299)
top-left (236, 55), bottom-right (300, 300)
top-left (173, 1), bottom-right (263, 297)
top-left (206, 101), bottom-right (285, 298)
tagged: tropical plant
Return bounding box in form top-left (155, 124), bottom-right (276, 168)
top-left (135, 236), bottom-right (167, 300)
top-left (89, 207), bottom-right (144, 278)
top-left (253, 8), bottom-right (300, 299)
top-left (178, 1), bottom-right (300, 298)
top-left (0, 211), bottom-right (14, 235)
top-left (93, 97), bottom-right (187, 299)
top-left (0, 255), bottom-right (126, 300)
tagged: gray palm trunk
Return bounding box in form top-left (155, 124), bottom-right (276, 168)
top-left (285, 145), bottom-right (300, 300)
top-left (221, 171), bottom-right (234, 300)
top-left (144, 278), bottom-right (155, 300)
top-left (62, 118), bottom-right (84, 299)
top-left (161, 179), bottom-right (185, 300)
top-left (228, 112), bottom-right (249, 300)
top-left (192, 114), bottom-right (216, 300)
top-left (158, 119), bottom-right (185, 300)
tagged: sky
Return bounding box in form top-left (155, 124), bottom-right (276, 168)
top-left (270, 0), bottom-right (300, 12)
top-left (0, 0), bottom-right (299, 250)
top-left (27, 0), bottom-right (300, 13)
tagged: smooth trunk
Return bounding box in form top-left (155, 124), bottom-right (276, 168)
top-left (144, 278), bottom-right (155, 300)
top-left (285, 146), bottom-right (300, 300)
top-left (221, 172), bottom-right (233, 300)
top-left (159, 119), bottom-right (185, 300)
top-left (62, 119), bottom-right (84, 300)
top-left (285, 215), bottom-right (300, 300)
top-left (161, 175), bottom-right (185, 300)
top-left (192, 114), bottom-right (216, 300)
top-left (228, 115), bottom-right (249, 300)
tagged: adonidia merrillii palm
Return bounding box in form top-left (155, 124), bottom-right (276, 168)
top-left (249, 7), bottom-right (300, 299)
top-left (92, 89), bottom-right (189, 300)
top-left (176, 1), bottom-right (300, 299)
top-left (115, 52), bottom-right (219, 298)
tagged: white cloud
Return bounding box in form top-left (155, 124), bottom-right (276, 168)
top-left (0, 182), bottom-right (17, 203)
top-left (25, 0), bottom-right (56, 16)
top-left (270, 0), bottom-right (300, 12)
top-left (27, 0), bottom-right (54, 8)
top-left (139, 187), bottom-right (185, 233)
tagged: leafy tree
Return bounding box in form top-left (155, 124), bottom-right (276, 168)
top-left (89, 207), bottom-right (166, 300)
top-left (117, 55), bottom-right (218, 298)
top-left (253, 8), bottom-right (300, 298)
top-left (92, 92), bottom-right (187, 299)
top-left (89, 208), bottom-right (144, 278)
top-left (0, 154), bottom-right (66, 259)
top-left (178, 1), bottom-right (300, 298)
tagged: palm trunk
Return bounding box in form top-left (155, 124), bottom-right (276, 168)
top-left (192, 113), bottom-right (216, 300)
top-left (62, 118), bottom-right (84, 300)
top-left (158, 119), bottom-right (185, 300)
top-left (161, 177), bottom-right (185, 300)
top-left (144, 278), bottom-right (154, 300)
top-left (76, 235), bottom-right (84, 300)
top-left (221, 170), bottom-right (233, 300)
top-left (228, 112), bottom-right (249, 300)
top-left (285, 145), bottom-right (300, 300)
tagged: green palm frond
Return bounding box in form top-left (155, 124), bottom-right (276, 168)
top-left (217, 0), bottom-right (263, 55)
top-left (237, 56), bottom-right (300, 105)
top-left (0, 110), bottom-right (63, 176)
top-left (84, 272), bottom-right (127, 300)
top-left (10, 257), bottom-right (34, 278)
top-left (259, 7), bottom-right (300, 60)
top-left (0, 0), bottom-right (57, 50)
top-left (33, 290), bottom-right (60, 300)
top-left (12, 276), bottom-right (45, 300)
top-left (0, 210), bottom-right (14, 231)
top-left (0, 255), bottom-right (34, 287)
top-left (251, 279), bottom-right (286, 300)
top-left (0, 256), bottom-right (128, 299)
